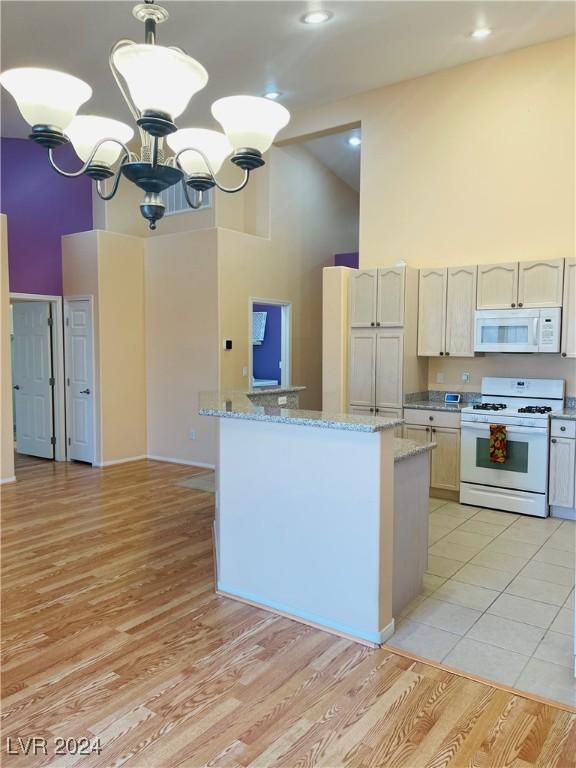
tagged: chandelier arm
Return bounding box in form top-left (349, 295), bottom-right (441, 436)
top-left (48, 138), bottom-right (132, 178)
top-left (181, 180), bottom-right (204, 210)
top-left (173, 148), bottom-right (250, 193)
top-left (95, 154), bottom-right (130, 201)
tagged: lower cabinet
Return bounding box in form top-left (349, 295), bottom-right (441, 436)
top-left (403, 409), bottom-right (461, 493)
top-left (549, 420), bottom-right (576, 512)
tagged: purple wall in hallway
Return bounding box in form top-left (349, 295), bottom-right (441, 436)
top-left (253, 303), bottom-right (282, 384)
top-left (334, 251), bottom-right (359, 269)
top-left (0, 138), bottom-right (93, 295)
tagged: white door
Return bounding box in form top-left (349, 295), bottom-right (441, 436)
top-left (65, 299), bottom-right (95, 463)
top-left (517, 259), bottom-right (564, 308)
top-left (12, 302), bottom-right (54, 459)
top-left (349, 270), bottom-right (377, 327)
top-left (477, 262), bottom-right (519, 309)
top-left (445, 266), bottom-right (477, 357)
top-left (376, 268), bottom-right (405, 326)
top-left (417, 268), bottom-right (447, 356)
top-left (348, 329), bottom-right (376, 407)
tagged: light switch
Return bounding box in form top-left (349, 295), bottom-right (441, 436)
top-left (436, 372), bottom-right (445, 384)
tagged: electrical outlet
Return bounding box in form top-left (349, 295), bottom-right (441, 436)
top-left (436, 372), bottom-right (445, 384)
top-left (278, 396), bottom-right (287, 405)
top-left (462, 372), bottom-right (471, 384)
top-left (242, 367), bottom-right (248, 377)
top-left (189, 430), bottom-right (196, 441)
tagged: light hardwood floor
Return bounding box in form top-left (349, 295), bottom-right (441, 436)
top-left (1, 456), bottom-right (575, 767)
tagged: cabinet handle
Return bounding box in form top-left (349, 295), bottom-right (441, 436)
top-left (446, 351), bottom-right (450, 356)
top-left (511, 303), bottom-right (516, 307)
top-left (551, 438), bottom-right (557, 443)
top-left (518, 302), bottom-right (523, 307)
top-left (370, 407), bottom-right (374, 413)
top-left (425, 427), bottom-right (430, 432)
top-left (562, 352), bottom-right (567, 358)
top-left (440, 351), bottom-right (444, 356)
top-left (376, 322), bottom-right (381, 327)
top-left (560, 426), bottom-right (566, 432)
top-left (432, 428), bottom-right (436, 433)
top-left (371, 322), bottom-right (375, 327)
top-left (375, 407), bottom-right (379, 413)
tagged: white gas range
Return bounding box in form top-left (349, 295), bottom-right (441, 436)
top-left (460, 377), bottom-right (565, 518)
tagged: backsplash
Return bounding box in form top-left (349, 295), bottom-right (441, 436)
top-left (405, 391), bottom-right (481, 404)
top-left (566, 396), bottom-right (576, 409)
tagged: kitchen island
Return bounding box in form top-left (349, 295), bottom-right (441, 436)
top-left (200, 393), bottom-right (433, 646)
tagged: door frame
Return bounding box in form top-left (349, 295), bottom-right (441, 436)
top-left (248, 298), bottom-right (292, 388)
top-left (9, 293), bottom-right (66, 462)
top-left (64, 295), bottom-right (97, 465)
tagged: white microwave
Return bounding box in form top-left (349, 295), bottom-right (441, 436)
top-left (474, 308), bottom-right (561, 353)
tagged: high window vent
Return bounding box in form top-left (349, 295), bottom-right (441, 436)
top-left (160, 184), bottom-right (212, 215)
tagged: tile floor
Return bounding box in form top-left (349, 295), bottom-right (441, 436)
top-left (387, 498), bottom-right (576, 708)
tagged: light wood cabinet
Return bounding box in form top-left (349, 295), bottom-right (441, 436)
top-left (375, 330), bottom-right (403, 408)
top-left (561, 258), bottom-right (576, 359)
top-left (404, 424), bottom-right (431, 445)
top-left (350, 267), bottom-right (406, 328)
top-left (518, 259), bottom-right (564, 308)
top-left (418, 268), bottom-right (446, 356)
top-left (445, 266), bottom-right (477, 357)
top-left (477, 262), bottom-right (519, 309)
top-left (549, 435), bottom-right (575, 509)
top-left (377, 268), bottom-right (405, 326)
top-left (349, 270), bottom-right (377, 327)
top-left (430, 427), bottom-right (460, 491)
top-left (349, 405), bottom-right (403, 437)
top-left (348, 330), bottom-right (376, 407)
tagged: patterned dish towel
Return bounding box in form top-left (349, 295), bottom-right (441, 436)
top-left (489, 424), bottom-right (507, 463)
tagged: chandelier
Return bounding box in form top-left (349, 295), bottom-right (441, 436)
top-left (0, 1), bottom-right (290, 230)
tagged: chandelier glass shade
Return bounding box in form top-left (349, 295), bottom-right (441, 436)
top-left (0, 1), bottom-right (290, 229)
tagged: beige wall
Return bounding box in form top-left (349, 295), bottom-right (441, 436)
top-left (282, 36), bottom-right (574, 269)
top-left (0, 215), bottom-right (15, 483)
top-left (218, 144), bottom-right (360, 410)
top-left (144, 228), bottom-right (219, 467)
top-left (62, 230), bottom-right (147, 464)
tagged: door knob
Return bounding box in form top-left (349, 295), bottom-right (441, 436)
top-left (80, 388), bottom-right (91, 395)
top-left (13, 384), bottom-right (20, 390)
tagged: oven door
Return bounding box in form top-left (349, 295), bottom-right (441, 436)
top-left (474, 314), bottom-right (539, 353)
top-left (460, 422), bottom-right (548, 493)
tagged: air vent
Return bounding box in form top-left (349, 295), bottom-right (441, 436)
top-left (159, 184), bottom-right (212, 215)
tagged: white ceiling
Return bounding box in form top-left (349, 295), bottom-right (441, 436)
top-left (302, 128), bottom-right (361, 191)
top-left (1, 2), bottom-right (574, 139)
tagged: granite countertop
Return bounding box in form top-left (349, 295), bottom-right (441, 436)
top-left (403, 400), bottom-right (467, 413)
top-left (394, 438), bottom-right (437, 462)
top-left (199, 392), bottom-right (402, 432)
top-left (246, 385), bottom-right (306, 395)
top-left (551, 409), bottom-right (576, 421)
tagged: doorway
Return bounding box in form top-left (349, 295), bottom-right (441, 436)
top-left (249, 299), bottom-right (291, 388)
top-left (10, 293), bottom-right (66, 462)
top-left (64, 297), bottom-right (95, 464)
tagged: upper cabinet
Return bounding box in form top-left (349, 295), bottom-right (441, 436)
top-left (417, 268), bottom-right (446, 357)
top-left (418, 266), bottom-right (476, 357)
top-left (477, 259), bottom-right (564, 309)
top-left (350, 267), bottom-right (405, 327)
top-left (349, 270), bottom-right (377, 327)
top-left (561, 258), bottom-right (576, 358)
top-left (518, 259), bottom-right (565, 308)
top-left (477, 262), bottom-right (518, 309)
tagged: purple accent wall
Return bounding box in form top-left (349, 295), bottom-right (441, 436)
top-left (334, 252), bottom-right (359, 269)
top-left (0, 138), bottom-right (93, 295)
top-left (253, 303), bottom-right (282, 384)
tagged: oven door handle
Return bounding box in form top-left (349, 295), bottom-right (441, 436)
top-left (461, 422), bottom-right (548, 436)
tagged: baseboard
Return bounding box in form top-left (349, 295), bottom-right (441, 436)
top-left (146, 455), bottom-right (215, 470)
top-left (430, 488), bottom-right (459, 501)
top-left (93, 455), bottom-right (148, 467)
top-left (0, 476), bottom-right (16, 485)
top-left (217, 582), bottom-right (394, 647)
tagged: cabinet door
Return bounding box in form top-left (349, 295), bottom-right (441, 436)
top-left (376, 267), bottom-right (405, 326)
top-left (561, 258), bottom-right (576, 358)
top-left (375, 407), bottom-right (403, 438)
top-left (549, 437), bottom-right (576, 508)
top-left (446, 266), bottom-right (477, 357)
top-left (518, 259), bottom-right (564, 308)
top-left (348, 330), bottom-right (376, 406)
top-left (430, 427), bottom-right (460, 491)
top-left (404, 425), bottom-right (431, 445)
top-left (349, 270), bottom-right (377, 327)
top-left (375, 330), bottom-right (403, 409)
top-left (418, 268), bottom-right (447, 356)
top-left (477, 263), bottom-right (519, 309)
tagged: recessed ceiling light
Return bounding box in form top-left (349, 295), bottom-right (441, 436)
top-left (300, 10), bottom-right (333, 25)
top-left (470, 27), bottom-right (492, 39)
top-left (347, 136), bottom-right (361, 147)
top-left (263, 91), bottom-right (282, 100)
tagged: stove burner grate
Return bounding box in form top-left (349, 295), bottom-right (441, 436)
top-left (473, 403), bottom-right (507, 411)
top-left (517, 406), bottom-right (553, 414)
